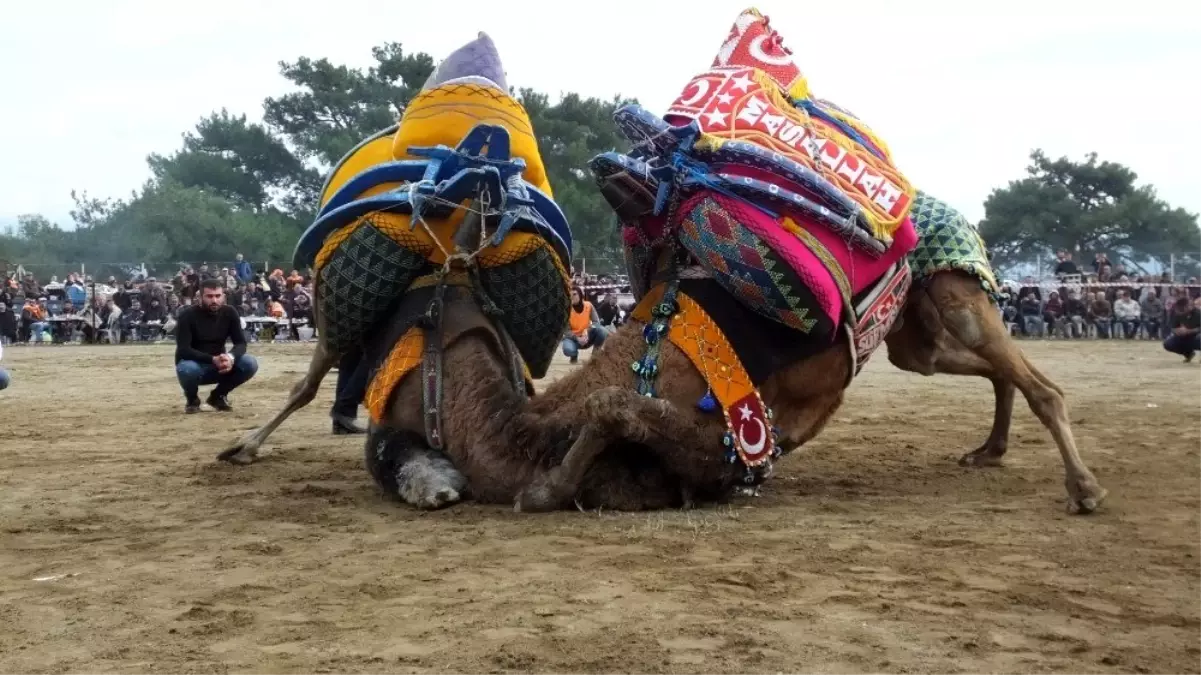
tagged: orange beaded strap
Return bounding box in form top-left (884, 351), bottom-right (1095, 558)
top-left (631, 283), bottom-right (778, 469)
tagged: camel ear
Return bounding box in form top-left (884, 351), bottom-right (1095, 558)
top-left (422, 31), bottom-right (508, 92)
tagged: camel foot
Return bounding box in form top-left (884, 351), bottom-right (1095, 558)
top-left (515, 467), bottom-right (572, 513)
top-left (1066, 477), bottom-right (1108, 515)
top-left (396, 451), bottom-right (467, 510)
top-left (217, 442), bottom-right (259, 465)
top-left (958, 446), bottom-right (1006, 468)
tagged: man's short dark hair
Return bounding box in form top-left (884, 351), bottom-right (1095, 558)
top-left (200, 278), bottom-right (224, 292)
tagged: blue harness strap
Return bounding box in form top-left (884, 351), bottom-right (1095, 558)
top-left (293, 124), bottom-right (572, 270)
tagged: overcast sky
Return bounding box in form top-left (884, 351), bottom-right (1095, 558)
top-left (1, 0), bottom-right (1198, 230)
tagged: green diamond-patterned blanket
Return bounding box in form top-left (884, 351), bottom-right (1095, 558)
top-left (907, 191), bottom-right (999, 296)
top-left (317, 221), bottom-right (431, 354)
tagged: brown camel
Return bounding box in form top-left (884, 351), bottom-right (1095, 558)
top-left (509, 274), bottom-right (1105, 515)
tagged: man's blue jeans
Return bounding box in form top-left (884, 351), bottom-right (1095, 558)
top-left (562, 327), bottom-right (607, 361)
top-left (332, 349), bottom-right (369, 418)
top-left (0, 368), bottom-right (9, 391)
top-left (1163, 334), bottom-right (1201, 359)
top-left (176, 355), bottom-right (259, 398)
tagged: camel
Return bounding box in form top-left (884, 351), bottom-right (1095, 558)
top-left (495, 8), bottom-right (1106, 515)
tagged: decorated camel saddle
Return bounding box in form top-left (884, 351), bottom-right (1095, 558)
top-left (294, 33), bottom-right (573, 443)
top-left (589, 9), bottom-right (921, 475)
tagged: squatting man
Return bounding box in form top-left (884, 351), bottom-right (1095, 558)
top-left (174, 278), bottom-right (258, 413)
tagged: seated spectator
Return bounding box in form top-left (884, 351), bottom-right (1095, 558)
top-left (1062, 291), bottom-right (1087, 339)
top-left (175, 279), bottom-right (258, 413)
top-left (1089, 292), bottom-right (1113, 338)
top-left (65, 274), bottom-right (86, 306)
top-left (113, 282), bottom-right (134, 311)
top-left (122, 300), bottom-right (145, 341)
top-left (219, 267), bottom-right (238, 292)
top-left (51, 300), bottom-right (77, 343)
top-left (140, 277), bottom-right (165, 309)
top-left (143, 298), bottom-right (166, 323)
top-left (1019, 291), bottom-right (1043, 336)
top-left (1163, 296), bottom-right (1201, 363)
top-left (267, 298), bottom-right (286, 319)
top-left (1043, 291), bottom-right (1064, 336)
top-left (562, 286), bottom-right (606, 364)
top-left (1141, 289), bottom-right (1165, 339)
top-left (1113, 290), bottom-right (1141, 339)
top-left (79, 298), bottom-right (103, 343)
top-left (21, 298), bottom-right (49, 343)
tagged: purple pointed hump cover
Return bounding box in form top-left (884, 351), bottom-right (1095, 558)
top-left (422, 31), bottom-right (508, 91)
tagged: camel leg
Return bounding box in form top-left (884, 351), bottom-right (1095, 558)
top-left (926, 275), bottom-right (1107, 514)
top-left (516, 386), bottom-right (725, 512)
top-left (887, 289), bottom-right (1020, 466)
top-left (217, 339), bottom-right (338, 465)
top-left (514, 423), bottom-right (607, 512)
top-left (958, 378), bottom-right (1015, 467)
top-left (365, 425), bottom-right (467, 510)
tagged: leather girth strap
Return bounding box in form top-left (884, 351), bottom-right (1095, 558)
top-left (417, 268), bottom-right (530, 451)
top-left (420, 280), bottom-right (448, 450)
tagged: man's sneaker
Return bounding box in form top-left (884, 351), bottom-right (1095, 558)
top-left (207, 392), bottom-right (233, 412)
top-left (185, 397), bottom-right (202, 414)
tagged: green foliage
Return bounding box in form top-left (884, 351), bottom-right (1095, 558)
top-left (519, 90), bottom-right (636, 271)
top-left (263, 43), bottom-right (434, 167)
top-left (5, 40), bottom-right (639, 275)
top-left (980, 150), bottom-right (1199, 273)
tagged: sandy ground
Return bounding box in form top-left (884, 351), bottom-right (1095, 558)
top-left (1, 340), bottom-right (1198, 674)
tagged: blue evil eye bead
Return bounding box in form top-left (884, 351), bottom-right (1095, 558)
top-left (696, 390), bottom-right (718, 413)
top-left (765, 407), bottom-right (774, 421)
top-left (722, 431), bottom-right (734, 448)
top-left (652, 301), bottom-right (676, 318)
top-left (725, 449), bottom-right (738, 464)
top-left (642, 323), bottom-right (660, 344)
top-left (631, 361), bottom-right (643, 375)
top-left (640, 359), bottom-right (657, 377)
top-left (742, 470), bottom-right (756, 485)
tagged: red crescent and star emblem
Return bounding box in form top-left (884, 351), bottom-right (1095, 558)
top-left (727, 393), bottom-right (773, 465)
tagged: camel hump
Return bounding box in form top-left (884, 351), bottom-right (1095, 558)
top-left (422, 31), bottom-right (508, 92)
top-left (298, 34), bottom-right (572, 372)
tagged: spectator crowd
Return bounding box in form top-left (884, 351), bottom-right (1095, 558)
top-left (4, 251), bottom-right (1198, 352)
top-left (997, 251), bottom-right (1201, 341)
top-left (2, 255), bottom-right (314, 344)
